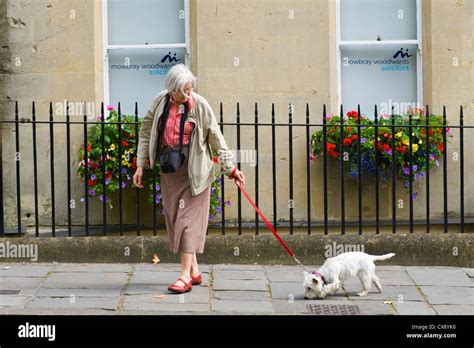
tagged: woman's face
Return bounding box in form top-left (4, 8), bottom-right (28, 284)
top-left (171, 82), bottom-right (194, 103)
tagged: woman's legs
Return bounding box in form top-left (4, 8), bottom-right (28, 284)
top-left (172, 252), bottom-right (193, 286)
top-left (190, 253), bottom-right (200, 277)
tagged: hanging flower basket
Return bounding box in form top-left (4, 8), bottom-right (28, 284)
top-left (76, 106), bottom-right (230, 221)
top-left (310, 109), bottom-right (453, 200)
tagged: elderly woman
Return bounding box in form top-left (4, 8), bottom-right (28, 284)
top-left (133, 64), bottom-right (245, 294)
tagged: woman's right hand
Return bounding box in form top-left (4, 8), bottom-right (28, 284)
top-left (133, 167), bottom-right (144, 188)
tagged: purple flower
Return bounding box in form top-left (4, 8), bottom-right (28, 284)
top-left (155, 184), bottom-right (161, 191)
top-left (105, 197), bottom-right (110, 203)
top-left (91, 174), bottom-right (96, 181)
top-left (99, 194), bottom-right (103, 200)
top-left (225, 200), bottom-right (231, 206)
top-left (403, 167), bottom-right (410, 175)
top-left (412, 192), bottom-right (417, 200)
top-left (105, 178), bottom-right (110, 185)
top-left (121, 181), bottom-right (126, 188)
top-left (361, 138), bottom-right (367, 143)
top-left (89, 189), bottom-right (95, 196)
top-left (155, 196), bottom-right (161, 204)
top-left (404, 181), bottom-right (409, 188)
top-left (435, 160), bottom-right (439, 167)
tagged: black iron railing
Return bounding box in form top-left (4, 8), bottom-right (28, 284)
top-left (0, 101), bottom-right (471, 237)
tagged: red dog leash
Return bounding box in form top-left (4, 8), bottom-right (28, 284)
top-left (236, 181), bottom-right (312, 272)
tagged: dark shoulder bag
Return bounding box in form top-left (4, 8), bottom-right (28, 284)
top-left (155, 94), bottom-right (190, 173)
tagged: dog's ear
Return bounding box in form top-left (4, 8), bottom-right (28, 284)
top-left (303, 271), bottom-right (310, 277)
top-left (312, 277), bottom-right (319, 285)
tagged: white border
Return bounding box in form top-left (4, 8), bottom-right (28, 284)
top-left (335, 0), bottom-right (423, 111)
top-left (102, 0), bottom-right (191, 108)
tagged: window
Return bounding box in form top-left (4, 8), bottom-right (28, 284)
top-left (103, 0), bottom-right (190, 114)
top-left (336, 0), bottom-right (422, 117)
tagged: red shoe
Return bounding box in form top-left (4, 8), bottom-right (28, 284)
top-left (190, 272), bottom-right (202, 285)
top-left (168, 277), bottom-right (192, 294)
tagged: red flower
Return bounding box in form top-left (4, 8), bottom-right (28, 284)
top-left (105, 171), bottom-right (112, 179)
top-left (438, 144), bottom-right (444, 153)
top-left (87, 145), bottom-right (91, 153)
top-left (326, 142), bottom-right (339, 158)
top-left (343, 138), bottom-right (352, 146)
top-left (346, 111), bottom-right (359, 119)
top-left (351, 134), bottom-right (358, 141)
top-left (88, 179), bottom-right (95, 187)
top-left (121, 140), bottom-right (129, 147)
top-left (429, 129), bottom-right (434, 136)
top-left (213, 156), bottom-right (219, 164)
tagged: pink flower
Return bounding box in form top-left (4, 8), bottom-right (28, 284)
top-left (107, 105), bottom-right (114, 111)
top-left (325, 113), bottom-right (332, 120)
top-left (309, 153), bottom-right (316, 161)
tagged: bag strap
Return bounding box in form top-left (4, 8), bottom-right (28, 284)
top-left (156, 93), bottom-right (171, 157)
top-left (178, 101), bottom-right (190, 153)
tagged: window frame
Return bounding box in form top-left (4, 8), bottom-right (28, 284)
top-left (335, 0), bottom-right (423, 111)
top-left (102, 0), bottom-right (191, 108)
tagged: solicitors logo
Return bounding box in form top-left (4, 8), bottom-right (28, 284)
top-left (343, 47), bottom-right (413, 72)
top-left (110, 51), bottom-right (182, 75)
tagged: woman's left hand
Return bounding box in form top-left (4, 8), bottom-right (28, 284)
top-left (231, 169), bottom-right (246, 187)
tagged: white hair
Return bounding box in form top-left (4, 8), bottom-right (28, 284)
top-left (165, 63), bottom-right (197, 94)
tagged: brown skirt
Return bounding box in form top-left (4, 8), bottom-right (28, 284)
top-left (160, 145), bottom-right (211, 254)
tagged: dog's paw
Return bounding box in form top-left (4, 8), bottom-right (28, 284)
top-left (357, 291), bottom-right (368, 297)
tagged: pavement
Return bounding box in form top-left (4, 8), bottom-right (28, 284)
top-left (0, 262), bottom-right (472, 315)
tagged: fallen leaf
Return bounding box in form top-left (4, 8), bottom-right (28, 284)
top-left (152, 254), bottom-right (160, 264)
top-left (154, 294), bottom-right (166, 299)
top-left (383, 300), bottom-right (393, 305)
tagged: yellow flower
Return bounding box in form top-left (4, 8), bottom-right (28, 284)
top-left (122, 160), bottom-right (129, 166)
top-left (109, 144), bottom-right (116, 151)
top-left (129, 149), bottom-right (134, 154)
top-left (395, 131), bottom-right (403, 138)
top-left (402, 138), bottom-right (410, 146)
top-left (412, 144), bottom-right (419, 153)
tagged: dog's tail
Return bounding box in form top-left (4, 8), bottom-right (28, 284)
top-left (371, 253), bottom-right (396, 262)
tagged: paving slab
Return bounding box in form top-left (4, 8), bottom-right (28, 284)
top-left (212, 279), bottom-right (267, 291)
top-left (270, 282), bottom-right (348, 300)
top-left (0, 296), bottom-right (30, 307)
top-left (211, 299), bottom-right (274, 313)
top-left (343, 270), bottom-right (416, 286)
top-left (345, 285), bottom-right (424, 301)
top-left (25, 297), bottom-right (120, 310)
top-left (432, 305), bottom-right (474, 315)
top-left (406, 268), bottom-right (473, 287)
top-left (419, 286), bottom-right (474, 305)
top-left (212, 270), bottom-right (266, 280)
top-left (213, 264), bottom-right (264, 271)
top-left (54, 263), bottom-right (132, 273)
top-left (42, 272), bottom-right (128, 290)
top-left (266, 270), bottom-right (305, 283)
top-left (134, 263), bottom-right (212, 273)
top-left (393, 301), bottom-right (436, 315)
top-left (0, 265), bottom-right (53, 277)
top-left (0, 277), bottom-right (44, 296)
top-left (213, 290), bottom-right (271, 302)
top-left (124, 287), bottom-right (210, 304)
top-left (36, 288), bottom-right (122, 298)
top-left (123, 301), bottom-right (210, 312)
top-left (0, 308), bottom-right (117, 315)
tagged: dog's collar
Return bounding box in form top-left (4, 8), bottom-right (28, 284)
top-left (311, 271), bottom-right (328, 285)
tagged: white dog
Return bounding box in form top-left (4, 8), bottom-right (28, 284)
top-left (303, 252), bottom-right (395, 299)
